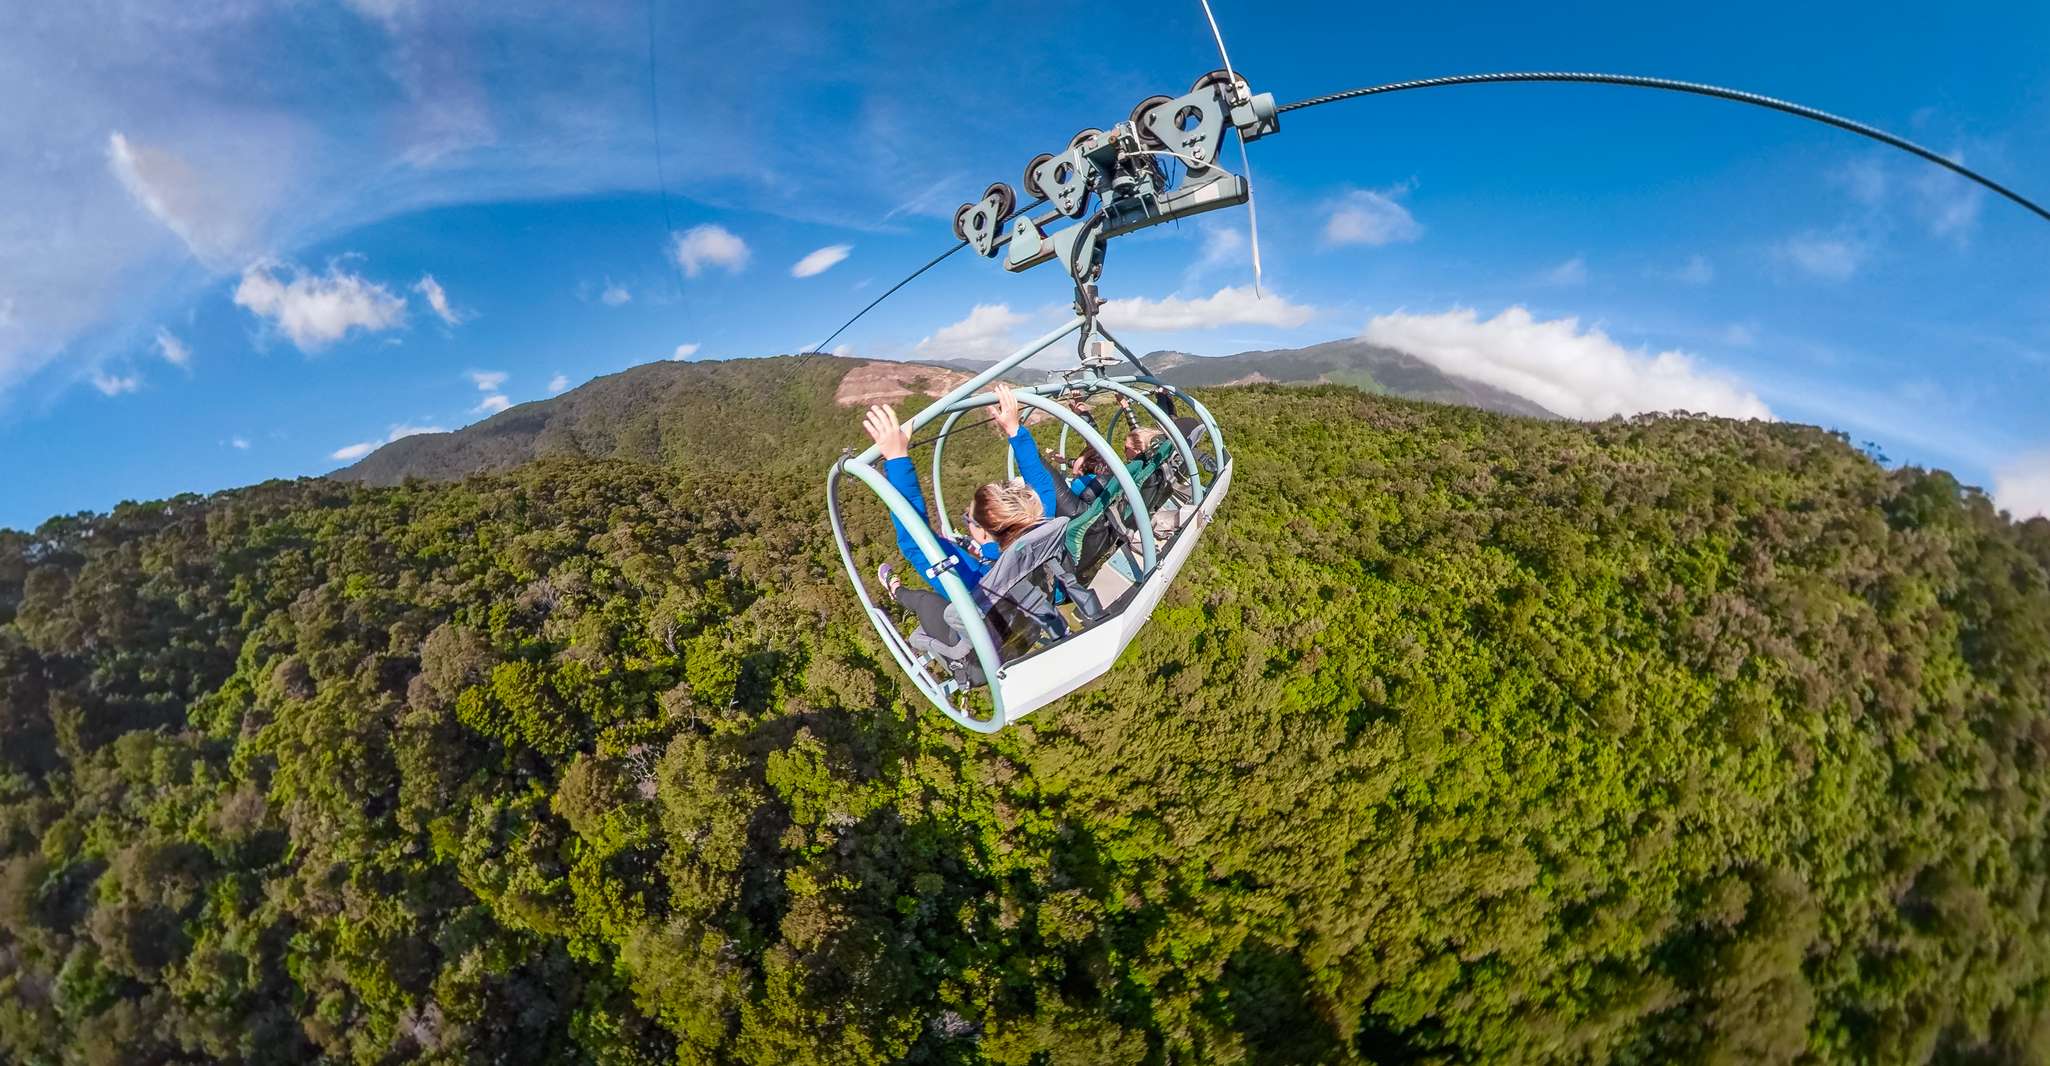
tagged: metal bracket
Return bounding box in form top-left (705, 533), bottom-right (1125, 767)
top-left (922, 554), bottom-right (961, 581)
top-left (980, 73), bottom-right (1276, 281)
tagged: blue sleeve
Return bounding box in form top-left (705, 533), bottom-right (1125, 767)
top-left (882, 456), bottom-right (987, 589)
top-left (1008, 428), bottom-right (1061, 516)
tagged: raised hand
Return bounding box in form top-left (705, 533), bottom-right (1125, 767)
top-left (862, 404), bottom-right (910, 460)
top-left (992, 382), bottom-right (1023, 437)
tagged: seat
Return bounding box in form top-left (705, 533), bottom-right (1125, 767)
top-left (912, 516), bottom-right (1105, 686)
top-left (1064, 438), bottom-right (1180, 580)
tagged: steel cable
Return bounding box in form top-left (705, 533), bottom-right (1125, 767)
top-left (805, 197), bottom-right (1049, 356)
top-left (1277, 71), bottom-right (2050, 224)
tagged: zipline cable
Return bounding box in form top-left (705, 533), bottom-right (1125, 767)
top-left (805, 197), bottom-right (1049, 356)
top-left (806, 241), bottom-right (970, 356)
top-left (1277, 71), bottom-right (2050, 225)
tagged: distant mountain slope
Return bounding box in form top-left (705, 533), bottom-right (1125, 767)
top-left (338, 355), bottom-right (867, 486)
top-left (1147, 338), bottom-right (1556, 418)
top-left (336, 338), bottom-right (1549, 486)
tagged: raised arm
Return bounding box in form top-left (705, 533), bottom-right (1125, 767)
top-left (992, 384), bottom-right (1062, 515)
top-left (865, 404), bottom-right (936, 564)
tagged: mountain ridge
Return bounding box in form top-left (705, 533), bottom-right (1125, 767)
top-left (337, 337), bottom-right (1552, 485)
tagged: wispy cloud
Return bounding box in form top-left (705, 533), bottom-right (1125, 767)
top-left (1781, 234), bottom-right (1866, 281)
top-left (229, 436), bottom-right (250, 450)
top-left (791, 244), bottom-right (851, 278)
top-left (1542, 256), bottom-right (1589, 286)
top-left (1322, 185), bottom-right (1423, 247)
top-left (90, 370), bottom-right (141, 396)
top-left (1363, 306), bottom-right (1772, 421)
top-left (1663, 255), bottom-right (1714, 285)
top-left (234, 260), bottom-right (408, 351)
top-left (106, 131), bottom-right (269, 269)
top-left (672, 224), bottom-right (750, 277)
top-left (548, 373), bottom-right (569, 393)
top-left (600, 280), bottom-right (631, 307)
top-left (330, 420), bottom-right (448, 462)
top-left (414, 274), bottom-right (466, 325)
top-left (672, 342), bottom-right (700, 360)
top-left (154, 327), bottom-right (191, 367)
top-left (1099, 286), bottom-right (1315, 332)
top-left (473, 394), bottom-right (510, 414)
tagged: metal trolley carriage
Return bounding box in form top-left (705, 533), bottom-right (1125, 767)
top-left (828, 317), bottom-right (1231, 733)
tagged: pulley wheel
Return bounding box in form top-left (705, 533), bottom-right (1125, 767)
top-left (1022, 152), bottom-right (1054, 201)
top-left (1190, 68), bottom-right (1247, 100)
top-left (983, 181), bottom-right (1016, 221)
top-left (1129, 95), bottom-right (1173, 148)
top-left (1069, 127), bottom-right (1104, 153)
top-left (952, 202), bottom-right (976, 242)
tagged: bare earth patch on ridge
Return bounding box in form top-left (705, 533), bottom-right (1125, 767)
top-left (834, 361), bottom-right (973, 407)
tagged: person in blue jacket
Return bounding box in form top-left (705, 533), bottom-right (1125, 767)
top-left (862, 383), bottom-right (1066, 644)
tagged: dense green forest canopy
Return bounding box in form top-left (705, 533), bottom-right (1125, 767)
top-left (4, 376), bottom-right (2050, 1064)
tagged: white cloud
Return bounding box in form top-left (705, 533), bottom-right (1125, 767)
top-left (791, 244), bottom-right (851, 278)
top-left (331, 420), bottom-right (448, 462)
top-left (1098, 286), bottom-right (1316, 332)
top-left (1543, 256), bottom-right (1589, 286)
top-left (671, 224), bottom-right (750, 277)
top-left (230, 436), bottom-right (251, 450)
top-left (90, 370), bottom-right (141, 396)
top-left (1322, 186), bottom-right (1423, 247)
top-left (1362, 306), bottom-right (1772, 421)
top-left (1781, 234), bottom-right (1865, 281)
top-left (672, 342), bottom-right (700, 360)
top-left (233, 260), bottom-right (407, 351)
top-left (1994, 455), bottom-right (2050, 520)
top-left (548, 373), bottom-right (569, 393)
top-left (466, 371), bottom-right (510, 413)
top-left (600, 281), bottom-right (631, 306)
top-left (106, 131), bottom-right (268, 268)
top-left (154, 326), bottom-right (191, 367)
top-left (914, 303), bottom-right (1031, 361)
top-left (413, 274), bottom-right (465, 325)
top-left (830, 344), bottom-right (852, 358)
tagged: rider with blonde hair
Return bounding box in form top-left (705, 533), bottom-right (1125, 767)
top-left (864, 383), bottom-right (1074, 658)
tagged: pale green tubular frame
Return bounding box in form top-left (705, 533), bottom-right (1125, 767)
top-left (826, 315), bottom-right (1232, 732)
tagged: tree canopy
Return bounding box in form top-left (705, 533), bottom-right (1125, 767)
top-left (4, 383), bottom-right (2049, 1064)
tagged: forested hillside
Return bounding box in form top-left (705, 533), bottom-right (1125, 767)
top-left (5, 381), bottom-right (2050, 1064)
top-left (337, 356), bottom-right (862, 487)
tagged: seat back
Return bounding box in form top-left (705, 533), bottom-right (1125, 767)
top-left (1063, 439), bottom-right (1176, 573)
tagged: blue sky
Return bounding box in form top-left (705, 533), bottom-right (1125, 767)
top-left (4, 0), bottom-right (2047, 530)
